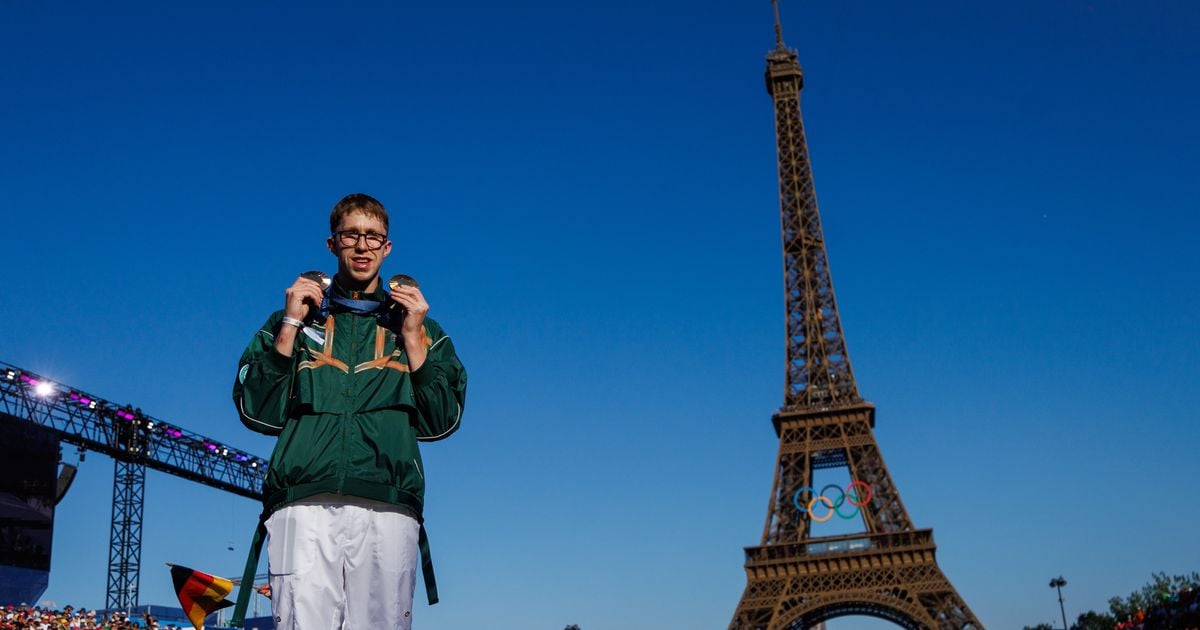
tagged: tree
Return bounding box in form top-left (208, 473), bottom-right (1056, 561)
top-left (1107, 572), bottom-right (1200, 621)
top-left (564, 626), bottom-right (581, 630)
top-left (1027, 572), bottom-right (1200, 630)
top-left (1070, 610), bottom-right (1115, 630)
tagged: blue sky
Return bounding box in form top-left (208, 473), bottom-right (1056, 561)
top-left (1, 1), bottom-right (1198, 628)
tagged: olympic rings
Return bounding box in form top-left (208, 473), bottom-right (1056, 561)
top-left (792, 481), bottom-right (873, 521)
top-left (807, 495), bottom-right (836, 522)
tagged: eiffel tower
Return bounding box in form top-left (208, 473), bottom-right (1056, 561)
top-left (729, 4), bottom-right (983, 629)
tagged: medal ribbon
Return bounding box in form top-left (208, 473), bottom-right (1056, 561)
top-left (326, 291), bottom-right (404, 330)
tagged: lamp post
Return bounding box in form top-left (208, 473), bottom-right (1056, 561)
top-left (1049, 576), bottom-right (1068, 630)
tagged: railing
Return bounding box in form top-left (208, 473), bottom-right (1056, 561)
top-left (744, 529), bottom-right (936, 564)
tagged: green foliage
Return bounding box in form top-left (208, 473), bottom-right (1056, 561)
top-left (1070, 610), bottom-right (1115, 630)
top-left (1107, 572), bottom-right (1200, 620)
top-left (1027, 572), bottom-right (1200, 629)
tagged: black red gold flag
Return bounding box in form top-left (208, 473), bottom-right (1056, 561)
top-left (169, 564), bottom-right (235, 630)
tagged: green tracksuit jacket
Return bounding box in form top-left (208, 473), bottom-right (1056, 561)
top-left (229, 281), bottom-right (466, 624)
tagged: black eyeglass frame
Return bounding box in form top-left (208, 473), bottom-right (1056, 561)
top-left (333, 230), bottom-right (388, 250)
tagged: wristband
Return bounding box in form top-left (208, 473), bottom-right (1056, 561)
top-left (281, 316), bottom-right (304, 329)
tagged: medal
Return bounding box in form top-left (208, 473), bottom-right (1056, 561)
top-left (300, 270), bottom-right (332, 289)
top-left (380, 274), bottom-right (419, 331)
top-left (300, 270), bottom-right (332, 323)
top-left (388, 274), bottom-right (420, 290)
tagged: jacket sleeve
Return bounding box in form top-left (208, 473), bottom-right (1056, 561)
top-left (410, 322), bottom-right (466, 442)
top-left (233, 313), bottom-right (294, 436)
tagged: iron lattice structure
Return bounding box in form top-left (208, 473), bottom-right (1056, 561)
top-left (729, 4), bottom-right (981, 629)
top-left (108, 461), bottom-right (145, 609)
top-left (0, 361), bottom-right (265, 608)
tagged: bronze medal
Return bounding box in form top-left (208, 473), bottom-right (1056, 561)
top-left (388, 274), bottom-right (420, 290)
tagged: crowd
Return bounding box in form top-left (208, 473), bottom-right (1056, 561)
top-left (0, 604), bottom-right (185, 630)
top-left (1115, 586), bottom-right (1199, 630)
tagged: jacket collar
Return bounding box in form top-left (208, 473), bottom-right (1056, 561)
top-left (331, 275), bottom-right (388, 302)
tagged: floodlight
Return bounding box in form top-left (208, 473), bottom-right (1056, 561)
top-left (35, 381), bottom-right (55, 397)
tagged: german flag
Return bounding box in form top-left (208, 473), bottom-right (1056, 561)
top-left (170, 564), bottom-right (235, 630)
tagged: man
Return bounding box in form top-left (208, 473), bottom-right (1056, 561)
top-left (230, 193), bottom-right (466, 629)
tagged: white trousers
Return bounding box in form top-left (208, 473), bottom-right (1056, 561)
top-left (266, 494), bottom-right (420, 630)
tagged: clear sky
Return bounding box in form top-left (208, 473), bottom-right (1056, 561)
top-left (2, 1), bottom-right (1198, 629)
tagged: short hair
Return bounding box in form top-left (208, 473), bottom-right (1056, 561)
top-left (329, 193), bottom-right (389, 234)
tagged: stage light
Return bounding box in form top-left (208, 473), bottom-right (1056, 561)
top-left (4, 369), bottom-right (15, 380)
top-left (35, 381), bottom-right (55, 397)
top-left (145, 421), bottom-right (155, 430)
top-left (220, 448), bottom-right (229, 456)
top-left (250, 461), bottom-right (258, 468)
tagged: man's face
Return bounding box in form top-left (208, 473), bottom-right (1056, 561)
top-left (328, 211), bottom-right (391, 287)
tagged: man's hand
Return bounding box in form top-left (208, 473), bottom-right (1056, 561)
top-left (275, 276), bottom-right (325, 357)
top-left (285, 276), bottom-right (326, 321)
top-left (390, 284), bottom-right (430, 371)
top-left (388, 285), bottom-right (429, 334)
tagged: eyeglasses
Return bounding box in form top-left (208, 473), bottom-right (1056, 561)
top-left (335, 230), bottom-right (388, 250)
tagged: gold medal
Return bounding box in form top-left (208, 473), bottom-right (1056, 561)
top-left (388, 274), bottom-right (419, 290)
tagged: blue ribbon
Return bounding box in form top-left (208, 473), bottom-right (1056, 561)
top-left (320, 291), bottom-right (405, 331)
top-left (330, 293), bottom-right (382, 315)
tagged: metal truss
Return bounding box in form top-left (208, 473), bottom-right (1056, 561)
top-left (762, 406), bottom-right (913, 545)
top-left (106, 460), bottom-right (145, 610)
top-left (730, 4), bottom-right (981, 628)
top-left (766, 39), bottom-right (860, 414)
top-left (0, 363), bottom-right (265, 499)
top-left (0, 361), bottom-right (265, 607)
top-left (731, 552), bottom-right (979, 630)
